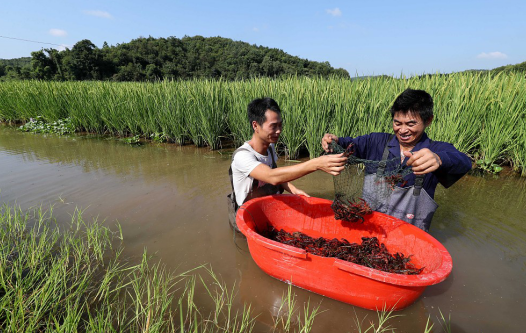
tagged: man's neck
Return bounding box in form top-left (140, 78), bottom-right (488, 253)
top-left (248, 137), bottom-right (270, 155)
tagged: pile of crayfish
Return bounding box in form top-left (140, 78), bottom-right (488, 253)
top-left (331, 197), bottom-right (373, 223)
top-left (267, 228), bottom-right (424, 275)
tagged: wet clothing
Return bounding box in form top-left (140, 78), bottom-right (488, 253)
top-left (338, 132), bottom-right (471, 231)
top-left (227, 143), bottom-right (283, 230)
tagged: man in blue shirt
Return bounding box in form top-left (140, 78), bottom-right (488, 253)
top-left (322, 88), bottom-right (472, 232)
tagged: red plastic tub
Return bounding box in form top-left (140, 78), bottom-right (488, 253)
top-left (236, 194), bottom-right (452, 311)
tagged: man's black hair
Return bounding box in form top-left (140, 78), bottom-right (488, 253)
top-left (390, 89), bottom-right (434, 124)
top-left (247, 97), bottom-right (281, 132)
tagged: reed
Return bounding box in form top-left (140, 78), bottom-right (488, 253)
top-left (1, 72), bottom-right (526, 174)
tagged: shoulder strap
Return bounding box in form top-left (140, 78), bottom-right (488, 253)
top-left (413, 175), bottom-right (424, 196)
top-left (268, 145), bottom-right (278, 169)
top-left (228, 147), bottom-right (252, 204)
top-left (376, 135), bottom-right (394, 178)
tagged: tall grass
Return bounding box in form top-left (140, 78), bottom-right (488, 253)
top-left (1, 203), bottom-right (329, 332)
top-left (1, 72), bottom-right (525, 174)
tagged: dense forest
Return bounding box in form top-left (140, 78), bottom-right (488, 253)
top-left (0, 36), bottom-right (350, 81)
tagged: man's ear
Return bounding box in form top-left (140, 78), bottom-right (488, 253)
top-left (425, 115), bottom-right (434, 127)
top-left (252, 120), bottom-right (258, 132)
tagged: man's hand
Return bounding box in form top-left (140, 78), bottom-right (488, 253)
top-left (403, 149), bottom-right (442, 175)
top-left (314, 153), bottom-right (347, 176)
top-left (322, 133), bottom-right (339, 152)
top-left (284, 183), bottom-right (310, 197)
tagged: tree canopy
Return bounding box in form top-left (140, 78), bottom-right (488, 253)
top-left (0, 36), bottom-right (350, 81)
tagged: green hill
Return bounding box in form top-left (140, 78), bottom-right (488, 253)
top-left (1, 36), bottom-right (349, 81)
top-left (490, 61), bottom-right (526, 75)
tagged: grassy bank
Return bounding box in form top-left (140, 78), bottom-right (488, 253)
top-left (1, 73), bottom-right (525, 175)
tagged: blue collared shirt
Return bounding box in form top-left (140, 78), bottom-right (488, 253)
top-left (338, 132), bottom-right (472, 199)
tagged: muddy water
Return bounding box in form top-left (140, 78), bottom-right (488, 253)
top-left (1, 125), bottom-right (525, 332)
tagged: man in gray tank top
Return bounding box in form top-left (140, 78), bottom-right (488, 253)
top-left (228, 97), bottom-right (348, 231)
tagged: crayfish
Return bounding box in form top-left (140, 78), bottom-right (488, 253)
top-left (331, 197), bottom-right (373, 223)
top-left (267, 228), bottom-right (424, 275)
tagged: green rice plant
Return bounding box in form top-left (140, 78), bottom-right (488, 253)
top-left (183, 79), bottom-right (228, 148)
top-left (328, 77), bottom-right (394, 143)
top-left (475, 73), bottom-right (523, 173)
top-left (271, 283), bottom-right (324, 333)
top-left (66, 82), bottom-right (106, 133)
top-left (225, 81), bottom-right (254, 147)
top-left (0, 81), bottom-right (68, 122)
top-left (155, 81), bottom-right (189, 144)
top-left (3, 202), bottom-right (318, 332)
top-left (225, 77), bottom-right (280, 147)
top-left (194, 79), bottom-right (229, 149)
top-left (122, 82), bottom-right (164, 137)
top-left (276, 77), bottom-right (307, 159)
top-left (2, 74), bottom-right (526, 175)
top-left (438, 309), bottom-right (452, 333)
top-left (427, 73), bottom-right (486, 154)
top-left (303, 77), bottom-right (334, 158)
top-left (351, 307), bottom-right (397, 333)
top-left (511, 115), bottom-right (526, 176)
top-left (0, 82), bottom-right (17, 120)
top-left (199, 266), bottom-right (256, 333)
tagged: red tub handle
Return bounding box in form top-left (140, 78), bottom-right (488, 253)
top-left (333, 259), bottom-right (392, 281)
top-left (252, 235), bottom-right (307, 259)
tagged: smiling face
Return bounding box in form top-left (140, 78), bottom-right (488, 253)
top-left (253, 109), bottom-right (282, 144)
top-left (392, 111), bottom-right (432, 148)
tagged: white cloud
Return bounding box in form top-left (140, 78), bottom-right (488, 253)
top-left (476, 51), bottom-right (508, 59)
top-left (84, 10), bottom-right (113, 19)
top-left (326, 8), bottom-right (342, 17)
top-left (49, 29), bottom-right (67, 37)
top-left (253, 27), bottom-right (259, 32)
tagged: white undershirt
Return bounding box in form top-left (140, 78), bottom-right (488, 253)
top-left (231, 142), bottom-right (278, 206)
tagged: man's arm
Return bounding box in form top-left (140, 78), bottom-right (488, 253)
top-left (249, 153), bottom-right (347, 186)
top-left (404, 145), bottom-right (472, 187)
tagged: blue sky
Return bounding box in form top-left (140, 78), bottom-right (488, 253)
top-left (1, 0), bottom-right (525, 77)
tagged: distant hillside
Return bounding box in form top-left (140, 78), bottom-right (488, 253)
top-left (490, 61), bottom-right (526, 75)
top-left (0, 36), bottom-right (349, 81)
top-left (0, 57), bottom-right (31, 67)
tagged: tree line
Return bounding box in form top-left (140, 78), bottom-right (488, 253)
top-left (0, 36), bottom-right (350, 81)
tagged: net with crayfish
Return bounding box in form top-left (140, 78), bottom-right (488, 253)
top-left (328, 141), bottom-right (413, 223)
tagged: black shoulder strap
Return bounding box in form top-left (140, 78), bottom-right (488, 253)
top-left (268, 144), bottom-right (278, 169)
top-left (376, 135), bottom-right (394, 178)
top-left (413, 175), bottom-right (424, 196)
top-left (228, 147), bottom-right (252, 205)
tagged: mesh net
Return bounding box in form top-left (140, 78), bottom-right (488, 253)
top-left (329, 141), bottom-right (413, 222)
